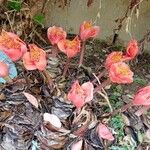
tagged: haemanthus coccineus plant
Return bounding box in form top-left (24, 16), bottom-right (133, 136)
top-left (67, 80), bottom-right (94, 108)
top-left (47, 26), bottom-right (67, 57)
top-left (23, 44), bottom-right (47, 71)
top-left (58, 36), bottom-right (81, 76)
top-left (79, 21), bottom-right (100, 67)
top-left (104, 85), bottom-right (150, 117)
top-left (0, 30), bottom-right (27, 61)
top-left (1, 21), bottom-right (149, 148)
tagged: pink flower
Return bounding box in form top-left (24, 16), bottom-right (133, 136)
top-left (125, 40), bottom-right (139, 60)
top-left (97, 123), bottom-right (114, 141)
top-left (0, 61), bottom-right (9, 77)
top-left (67, 80), bottom-right (94, 108)
top-left (132, 85), bottom-right (150, 106)
top-left (0, 30), bottom-right (27, 61)
top-left (47, 26), bottom-right (67, 45)
top-left (23, 44), bottom-right (47, 71)
top-left (105, 51), bottom-right (127, 69)
top-left (109, 62), bottom-right (134, 84)
top-left (79, 21), bottom-right (100, 41)
top-left (57, 36), bottom-right (81, 58)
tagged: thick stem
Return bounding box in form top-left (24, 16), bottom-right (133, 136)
top-left (63, 58), bottom-right (71, 77)
top-left (42, 70), bottom-right (53, 87)
top-left (52, 45), bottom-right (59, 57)
top-left (94, 79), bottom-right (111, 93)
top-left (79, 41), bottom-right (86, 67)
top-left (103, 101), bottom-right (133, 117)
top-left (92, 69), bottom-right (107, 83)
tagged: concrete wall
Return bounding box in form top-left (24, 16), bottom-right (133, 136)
top-left (45, 0), bottom-right (150, 51)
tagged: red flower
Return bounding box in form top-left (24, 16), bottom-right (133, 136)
top-left (57, 36), bottom-right (81, 58)
top-left (105, 51), bottom-right (127, 69)
top-left (80, 21), bottom-right (100, 41)
top-left (0, 61), bottom-right (9, 77)
top-left (67, 80), bottom-right (94, 108)
top-left (47, 26), bottom-right (67, 45)
top-left (109, 62), bottom-right (133, 84)
top-left (125, 40), bottom-right (139, 60)
top-left (97, 123), bottom-right (114, 141)
top-left (0, 30), bottom-right (27, 61)
top-left (23, 44), bottom-right (47, 71)
top-left (132, 85), bottom-right (150, 106)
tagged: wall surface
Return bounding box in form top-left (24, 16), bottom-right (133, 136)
top-left (45, 0), bottom-right (150, 51)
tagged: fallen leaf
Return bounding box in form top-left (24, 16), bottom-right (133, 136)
top-left (97, 123), bottom-right (114, 141)
top-left (71, 140), bottom-right (83, 150)
top-left (23, 92), bottom-right (38, 108)
top-left (43, 113), bottom-right (62, 128)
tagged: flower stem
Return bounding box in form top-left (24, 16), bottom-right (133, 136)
top-left (42, 70), bottom-right (53, 87)
top-left (63, 58), bottom-right (71, 77)
top-left (79, 41), bottom-right (86, 67)
top-left (92, 69), bottom-right (107, 83)
top-left (94, 79), bottom-right (111, 93)
top-left (52, 45), bottom-right (59, 57)
top-left (102, 102), bottom-right (133, 117)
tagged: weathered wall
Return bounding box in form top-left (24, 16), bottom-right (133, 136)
top-left (45, 0), bottom-right (150, 51)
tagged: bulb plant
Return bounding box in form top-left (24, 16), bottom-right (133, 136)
top-left (47, 26), bottom-right (67, 57)
top-left (0, 30), bottom-right (27, 61)
top-left (79, 21), bottom-right (100, 67)
top-left (0, 21), bottom-right (149, 148)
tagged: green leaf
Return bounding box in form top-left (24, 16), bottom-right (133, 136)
top-left (33, 13), bottom-right (45, 27)
top-left (134, 76), bottom-right (147, 86)
top-left (7, 0), bottom-right (23, 12)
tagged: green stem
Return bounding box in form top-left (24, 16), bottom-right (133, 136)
top-left (79, 41), bottom-right (86, 67)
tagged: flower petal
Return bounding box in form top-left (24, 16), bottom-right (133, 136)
top-left (23, 52), bottom-right (37, 70)
top-left (132, 85), bottom-right (150, 106)
top-left (81, 81), bottom-right (94, 102)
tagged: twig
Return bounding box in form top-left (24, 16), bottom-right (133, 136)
top-left (92, 69), bottom-right (107, 83)
top-left (4, 12), bottom-right (14, 32)
top-left (97, 91), bottom-right (113, 112)
top-left (94, 79), bottom-right (111, 93)
top-left (33, 29), bottom-right (47, 44)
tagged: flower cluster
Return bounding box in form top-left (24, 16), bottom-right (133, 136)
top-left (1, 20), bottom-right (149, 145)
top-left (105, 40), bottom-right (138, 84)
